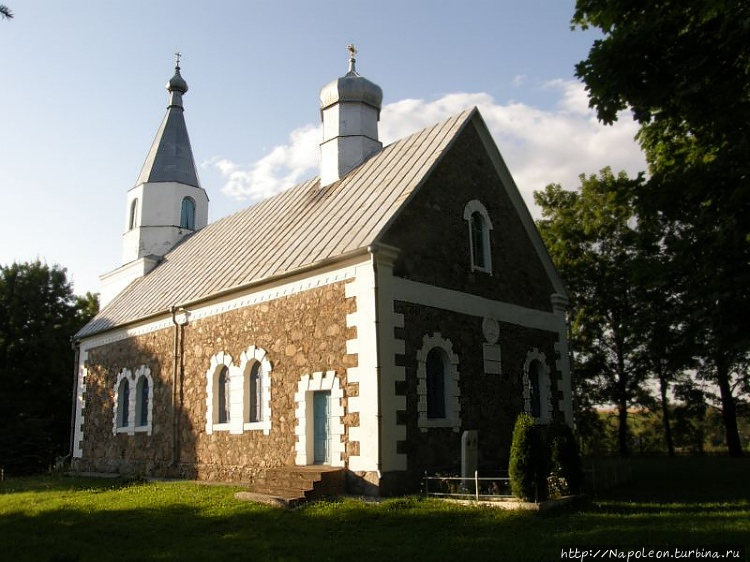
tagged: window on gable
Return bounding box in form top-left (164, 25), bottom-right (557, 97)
top-left (129, 199), bottom-right (138, 230)
top-left (470, 212), bottom-right (486, 269)
top-left (217, 366), bottom-right (231, 423)
top-left (180, 197), bottom-right (196, 230)
top-left (118, 378), bottom-right (130, 428)
top-left (247, 362), bottom-right (262, 423)
top-left (426, 348), bottom-right (447, 419)
top-left (463, 200), bottom-right (493, 274)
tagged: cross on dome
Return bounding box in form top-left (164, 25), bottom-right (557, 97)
top-left (347, 43), bottom-right (357, 74)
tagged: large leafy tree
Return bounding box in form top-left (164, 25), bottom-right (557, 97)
top-left (0, 261), bottom-right (98, 474)
top-left (573, 0), bottom-right (749, 456)
top-left (536, 169), bottom-right (654, 456)
top-left (0, 5), bottom-right (12, 19)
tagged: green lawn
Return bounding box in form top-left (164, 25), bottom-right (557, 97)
top-left (0, 457), bottom-right (748, 561)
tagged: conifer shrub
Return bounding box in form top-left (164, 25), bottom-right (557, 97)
top-left (548, 422), bottom-right (583, 496)
top-left (508, 413), bottom-right (548, 501)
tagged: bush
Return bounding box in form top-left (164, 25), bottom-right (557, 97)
top-left (549, 423), bottom-right (583, 496)
top-left (509, 413), bottom-right (548, 501)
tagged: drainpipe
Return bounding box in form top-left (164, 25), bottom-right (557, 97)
top-left (170, 307), bottom-right (187, 468)
top-left (69, 337), bottom-right (80, 461)
top-left (371, 251), bottom-right (384, 478)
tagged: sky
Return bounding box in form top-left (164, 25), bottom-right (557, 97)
top-left (0, 1), bottom-right (647, 297)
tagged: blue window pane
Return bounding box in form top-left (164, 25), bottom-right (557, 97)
top-left (180, 197), bottom-right (196, 229)
top-left (471, 212), bottom-right (485, 268)
top-left (426, 348), bottom-right (446, 419)
top-left (218, 367), bottom-right (230, 423)
top-left (249, 362), bottom-right (262, 422)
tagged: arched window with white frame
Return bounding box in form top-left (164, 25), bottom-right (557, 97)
top-left (133, 365), bottom-right (153, 434)
top-left (463, 200), bottom-right (493, 274)
top-left (416, 333), bottom-right (461, 432)
top-left (217, 366), bottom-right (231, 424)
top-left (239, 345), bottom-right (272, 435)
top-left (523, 349), bottom-right (552, 423)
top-left (113, 368), bottom-right (134, 435)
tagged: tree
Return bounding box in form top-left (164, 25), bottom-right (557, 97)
top-left (0, 261), bottom-right (98, 474)
top-left (0, 5), bottom-right (12, 19)
top-left (509, 413), bottom-right (547, 501)
top-left (535, 169), bottom-right (653, 456)
top-left (573, 0), bottom-right (749, 456)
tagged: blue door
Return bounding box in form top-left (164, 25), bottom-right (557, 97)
top-left (313, 391), bottom-right (331, 464)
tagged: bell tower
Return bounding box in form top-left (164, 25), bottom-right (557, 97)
top-left (99, 56), bottom-right (209, 307)
top-left (319, 45), bottom-right (383, 186)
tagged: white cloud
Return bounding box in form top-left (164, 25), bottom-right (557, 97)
top-left (209, 80), bottom-right (647, 215)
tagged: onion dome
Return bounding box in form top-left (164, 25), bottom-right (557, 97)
top-left (320, 44), bottom-right (382, 112)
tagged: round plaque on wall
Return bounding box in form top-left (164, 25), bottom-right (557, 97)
top-left (482, 317), bottom-right (499, 344)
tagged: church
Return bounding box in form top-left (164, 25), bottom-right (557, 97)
top-left (71, 48), bottom-right (572, 496)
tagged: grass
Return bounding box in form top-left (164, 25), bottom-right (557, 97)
top-left (0, 457), bottom-right (748, 561)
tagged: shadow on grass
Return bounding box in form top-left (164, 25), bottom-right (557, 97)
top-left (1, 457), bottom-right (748, 562)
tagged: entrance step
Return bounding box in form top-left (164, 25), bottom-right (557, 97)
top-left (235, 466), bottom-right (346, 508)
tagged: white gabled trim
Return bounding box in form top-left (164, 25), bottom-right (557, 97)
top-left (470, 111), bottom-right (568, 298)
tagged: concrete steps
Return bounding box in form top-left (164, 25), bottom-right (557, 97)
top-left (235, 466), bottom-right (346, 508)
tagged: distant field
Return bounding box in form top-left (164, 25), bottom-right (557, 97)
top-left (0, 457), bottom-right (747, 561)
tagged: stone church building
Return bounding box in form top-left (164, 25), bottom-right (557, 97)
top-left (71, 49), bottom-right (572, 495)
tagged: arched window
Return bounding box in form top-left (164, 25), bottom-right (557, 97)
top-left (463, 200), bottom-right (493, 274)
top-left (426, 348), bottom-right (447, 419)
top-left (136, 375), bottom-right (149, 427)
top-left (416, 333), bottom-right (461, 431)
top-left (205, 347), bottom-right (272, 435)
top-left (528, 360), bottom-right (541, 419)
top-left (247, 362), bottom-right (262, 423)
top-left (217, 366), bottom-right (230, 423)
top-left (180, 197), bottom-right (196, 230)
top-left (523, 350), bottom-right (552, 423)
top-left (470, 212), bottom-right (486, 269)
top-left (129, 199), bottom-right (138, 230)
top-left (117, 378), bottom-right (130, 428)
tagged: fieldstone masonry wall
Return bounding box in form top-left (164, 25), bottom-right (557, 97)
top-left (393, 302), bottom-right (561, 481)
top-left (75, 281), bottom-right (356, 482)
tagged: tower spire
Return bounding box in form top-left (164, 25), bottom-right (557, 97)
top-left (136, 56), bottom-right (199, 187)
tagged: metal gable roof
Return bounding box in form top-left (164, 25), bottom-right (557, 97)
top-left (77, 108), bottom-right (475, 338)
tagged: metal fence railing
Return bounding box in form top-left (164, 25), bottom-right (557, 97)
top-left (423, 471), bottom-right (514, 501)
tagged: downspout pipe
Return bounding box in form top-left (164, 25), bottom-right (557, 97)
top-left (69, 337), bottom-right (80, 462)
top-left (169, 306), bottom-right (186, 468)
